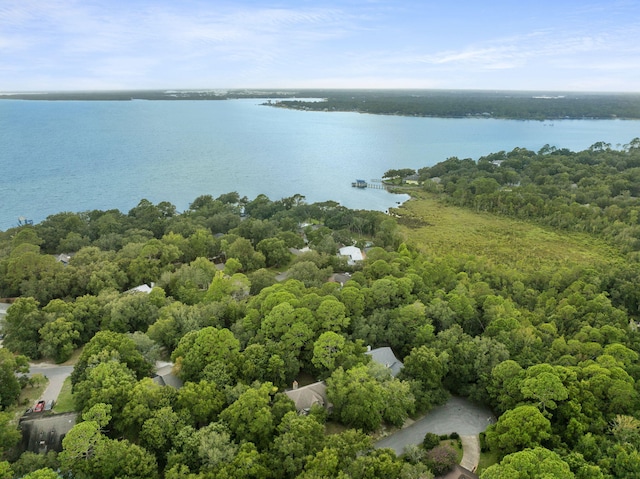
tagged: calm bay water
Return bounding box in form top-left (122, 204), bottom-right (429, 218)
top-left (1, 98), bottom-right (638, 231)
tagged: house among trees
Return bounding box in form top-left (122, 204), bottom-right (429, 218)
top-left (54, 253), bottom-right (72, 265)
top-left (125, 283), bottom-right (154, 294)
top-left (19, 412), bottom-right (78, 454)
top-left (284, 381), bottom-right (331, 415)
top-left (365, 346), bottom-right (404, 377)
top-left (153, 363), bottom-right (183, 389)
top-left (338, 246), bottom-right (365, 265)
top-left (404, 174), bottom-right (421, 185)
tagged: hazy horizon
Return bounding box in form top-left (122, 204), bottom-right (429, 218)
top-left (2, 87), bottom-right (640, 95)
top-left (1, 1), bottom-right (639, 93)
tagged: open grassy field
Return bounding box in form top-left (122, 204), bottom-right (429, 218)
top-left (393, 192), bottom-right (622, 273)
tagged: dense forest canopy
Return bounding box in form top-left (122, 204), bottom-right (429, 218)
top-left (269, 90), bottom-right (640, 120)
top-left (1, 139), bottom-right (640, 478)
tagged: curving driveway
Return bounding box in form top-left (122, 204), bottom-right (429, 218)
top-left (28, 363), bottom-right (74, 403)
top-left (375, 396), bottom-right (495, 456)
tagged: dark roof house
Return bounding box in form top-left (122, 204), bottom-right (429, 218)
top-left (366, 346), bottom-right (404, 377)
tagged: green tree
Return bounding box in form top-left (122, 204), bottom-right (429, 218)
top-left (8, 451), bottom-right (59, 479)
top-left (286, 261), bottom-right (332, 288)
top-left (481, 447), bottom-right (575, 479)
top-left (381, 376), bottom-right (415, 427)
top-left (248, 268), bottom-right (277, 295)
top-left (140, 406), bottom-right (182, 462)
top-left (347, 449), bottom-right (403, 479)
top-left (91, 436), bottom-right (159, 479)
top-left (175, 380), bottom-right (226, 428)
top-left (215, 442), bottom-right (271, 479)
top-left (256, 238), bottom-right (291, 268)
top-left (195, 422), bottom-right (238, 471)
top-left (272, 411), bottom-right (325, 478)
top-left (38, 316), bottom-right (80, 363)
top-left (400, 345), bottom-right (448, 411)
top-left (2, 297), bottom-right (45, 359)
top-left (0, 349), bottom-right (28, 409)
top-left (485, 405), bottom-right (552, 458)
top-left (171, 327), bottom-right (241, 383)
top-left (326, 365), bottom-right (386, 432)
top-left (59, 420), bottom-right (104, 478)
top-left (219, 382), bottom-right (276, 450)
top-left (311, 331), bottom-right (346, 374)
top-left (4, 243), bottom-right (63, 302)
top-left (103, 291), bottom-right (159, 333)
top-left (119, 377), bottom-right (176, 438)
top-left (127, 238), bottom-right (180, 286)
top-left (21, 468), bottom-right (61, 479)
top-left (73, 361), bottom-right (137, 433)
top-left (520, 368), bottom-right (568, 413)
top-left (0, 412), bottom-right (21, 456)
top-left (225, 237), bottom-right (266, 272)
top-left (339, 286), bottom-right (365, 318)
top-left (315, 297), bottom-right (350, 333)
top-left (71, 330), bottom-right (153, 387)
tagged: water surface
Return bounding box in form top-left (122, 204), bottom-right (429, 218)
top-left (1, 99), bottom-right (638, 230)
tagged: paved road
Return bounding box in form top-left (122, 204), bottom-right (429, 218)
top-left (28, 363), bottom-right (74, 403)
top-left (375, 396), bottom-right (495, 455)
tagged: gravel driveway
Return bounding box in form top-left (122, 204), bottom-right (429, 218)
top-left (375, 396), bottom-right (496, 455)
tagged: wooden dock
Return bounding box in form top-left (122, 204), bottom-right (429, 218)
top-left (351, 179), bottom-right (387, 190)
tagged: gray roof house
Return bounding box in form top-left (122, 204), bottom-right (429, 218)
top-left (153, 363), bottom-right (183, 389)
top-left (284, 381), bottom-right (331, 414)
top-left (366, 347), bottom-right (404, 377)
top-left (338, 246), bottom-right (365, 266)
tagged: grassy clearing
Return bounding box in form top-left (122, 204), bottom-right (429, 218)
top-left (476, 449), bottom-right (499, 475)
top-left (53, 376), bottom-right (76, 413)
top-left (394, 192), bottom-right (622, 273)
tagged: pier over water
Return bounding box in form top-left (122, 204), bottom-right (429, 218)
top-left (352, 179), bottom-right (387, 190)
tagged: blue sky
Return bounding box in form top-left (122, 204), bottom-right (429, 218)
top-left (1, 0), bottom-right (639, 92)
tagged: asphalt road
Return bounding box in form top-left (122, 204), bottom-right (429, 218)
top-left (375, 396), bottom-right (496, 455)
top-left (28, 363), bottom-right (74, 404)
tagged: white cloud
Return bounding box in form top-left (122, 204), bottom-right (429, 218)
top-left (1, 0), bottom-right (639, 91)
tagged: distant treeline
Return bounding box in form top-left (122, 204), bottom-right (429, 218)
top-left (0, 90), bottom-right (296, 101)
top-left (270, 90), bottom-right (640, 120)
top-left (3, 89), bottom-right (640, 120)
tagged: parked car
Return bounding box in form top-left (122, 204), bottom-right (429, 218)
top-left (44, 400), bottom-right (54, 411)
top-left (34, 400), bottom-right (45, 413)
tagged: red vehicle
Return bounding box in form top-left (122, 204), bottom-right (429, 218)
top-left (34, 400), bottom-right (45, 413)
